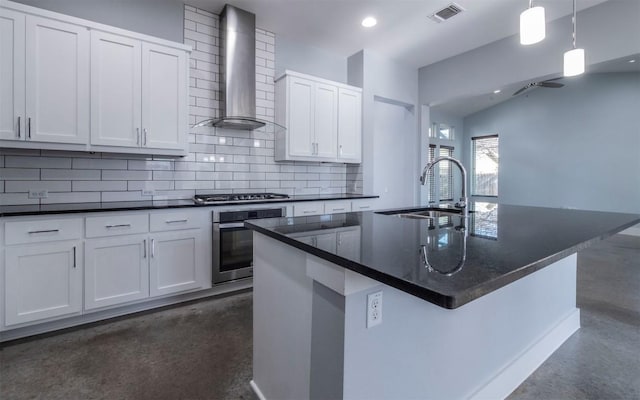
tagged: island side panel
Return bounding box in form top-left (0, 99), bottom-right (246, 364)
top-left (342, 254), bottom-right (580, 400)
top-left (252, 233), bottom-right (314, 400)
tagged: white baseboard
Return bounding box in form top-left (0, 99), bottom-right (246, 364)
top-left (469, 308), bottom-right (581, 400)
top-left (250, 380), bottom-right (267, 400)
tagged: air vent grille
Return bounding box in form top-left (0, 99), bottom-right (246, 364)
top-left (428, 3), bottom-right (465, 23)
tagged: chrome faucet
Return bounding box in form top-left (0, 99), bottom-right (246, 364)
top-left (420, 156), bottom-right (469, 218)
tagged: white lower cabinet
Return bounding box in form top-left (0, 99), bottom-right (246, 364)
top-left (84, 235), bottom-right (149, 310)
top-left (149, 229), bottom-right (205, 297)
top-left (5, 240), bottom-right (82, 326)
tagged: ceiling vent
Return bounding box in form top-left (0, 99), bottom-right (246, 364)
top-left (428, 3), bottom-right (465, 23)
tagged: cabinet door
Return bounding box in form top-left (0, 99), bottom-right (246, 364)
top-left (337, 88), bottom-right (362, 162)
top-left (141, 42), bottom-right (186, 150)
top-left (315, 232), bottom-right (337, 253)
top-left (337, 228), bottom-right (361, 260)
top-left (5, 241), bottom-right (82, 326)
top-left (25, 15), bottom-right (89, 144)
top-left (149, 229), bottom-right (205, 297)
top-left (314, 82), bottom-right (338, 159)
top-left (85, 235), bottom-right (149, 310)
top-left (90, 31), bottom-right (141, 147)
top-left (287, 76), bottom-right (314, 157)
top-left (0, 9), bottom-right (25, 141)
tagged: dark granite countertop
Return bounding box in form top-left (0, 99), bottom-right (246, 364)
top-left (0, 193), bottom-right (378, 217)
top-left (245, 202), bottom-right (640, 309)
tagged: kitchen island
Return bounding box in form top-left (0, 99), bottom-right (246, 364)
top-left (245, 203), bottom-right (640, 400)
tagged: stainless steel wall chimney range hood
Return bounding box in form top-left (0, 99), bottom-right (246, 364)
top-left (192, 4), bottom-right (268, 131)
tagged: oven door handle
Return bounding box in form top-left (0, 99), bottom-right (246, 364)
top-left (218, 222), bottom-right (247, 229)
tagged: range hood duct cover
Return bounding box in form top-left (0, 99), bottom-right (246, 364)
top-left (212, 4), bottom-right (264, 130)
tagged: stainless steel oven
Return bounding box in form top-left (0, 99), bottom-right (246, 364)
top-left (212, 207), bottom-right (285, 284)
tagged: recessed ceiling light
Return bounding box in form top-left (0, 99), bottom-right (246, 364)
top-left (629, 59), bottom-right (637, 63)
top-left (493, 89), bottom-right (501, 94)
top-left (361, 16), bottom-right (377, 28)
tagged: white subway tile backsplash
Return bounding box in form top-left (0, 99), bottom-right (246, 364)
top-left (6, 156), bottom-right (72, 169)
top-left (0, 5), bottom-right (349, 206)
top-left (72, 158), bottom-right (128, 170)
top-left (5, 180), bottom-right (71, 193)
top-left (1, 192), bottom-right (39, 205)
top-left (127, 160), bottom-right (174, 170)
top-left (72, 181), bottom-right (127, 192)
top-left (41, 192), bottom-right (101, 204)
top-left (102, 170), bottom-right (152, 181)
top-left (41, 169), bottom-right (101, 180)
top-left (127, 180), bottom-right (173, 191)
top-left (0, 168), bottom-right (40, 180)
top-left (101, 191), bottom-right (146, 202)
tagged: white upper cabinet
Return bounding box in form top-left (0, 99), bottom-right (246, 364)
top-left (275, 70), bottom-right (362, 163)
top-left (25, 15), bottom-right (90, 144)
top-left (313, 82), bottom-right (338, 159)
top-left (141, 42), bottom-right (187, 151)
top-left (287, 76), bottom-right (314, 157)
top-left (0, 1), bottom-right (189, 156)
top-left (90, 31), bottom-right (142, 147)
top-left (0, 8), bottom-right (25, 141)
top-left (337, 88), bottom-right (362, 162)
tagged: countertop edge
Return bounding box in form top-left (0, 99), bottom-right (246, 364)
top-left (246, 214), bottom-right (640, 310)
top-left (0, 194), bottom-right (380, 218)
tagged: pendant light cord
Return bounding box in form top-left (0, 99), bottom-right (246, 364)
top-left (572, 0), bottom-right (577, 49)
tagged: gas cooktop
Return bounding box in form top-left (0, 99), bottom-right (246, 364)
top-left (193, 192), bottom-right (290, 205)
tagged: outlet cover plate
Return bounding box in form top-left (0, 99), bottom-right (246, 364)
top-left (367, 290), bottom-right (383, 328)
top-left (28, 190), bottom-right (48, 199)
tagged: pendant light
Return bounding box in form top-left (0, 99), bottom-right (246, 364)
top-left (520, 0), bottom-right (546, 45)
top-left (564, 0), bottom-right (585, 77)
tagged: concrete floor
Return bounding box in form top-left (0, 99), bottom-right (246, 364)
top-left (1, 234), bottom-right (638, 400)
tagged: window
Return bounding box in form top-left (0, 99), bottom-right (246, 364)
top-left (430, 123), bottom-right (455, 140)
top-left (472, 135), bottom-right (499, 197)
top-left (427, 144), bottom-right (454, 203)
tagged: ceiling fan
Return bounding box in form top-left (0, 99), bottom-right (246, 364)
top-left (512, 77), bottom-right (564, 96)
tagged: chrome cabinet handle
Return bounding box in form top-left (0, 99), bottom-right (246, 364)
top-left (151, 239), bottom-right (155, 258)
top-left (166, 219), bottom-right (188, 224)
top-left (73, 246), bottom-right (77, 268)
top-left (332, 208), bottom-right (345, 211)
top-left (17, 116), bottom-right (21, 138)
top-left (339, 144), bottom-right (343, 156)
top-left (28, 229), bottom-right (59, 234)
top-left (28, 117), bottom-right (31, 139)
top-left (143, 128), bottom-right (148, 146)
top-left (303, 210), bottom-right (315, 214)
top-left (137, 128), bottom-right (140, 145)
top-left (105, 224), bottom-right (131, 228)
top-left (143, 239), bottom-right (147, 258)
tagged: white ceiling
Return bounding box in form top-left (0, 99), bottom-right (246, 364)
top-left (431, 53), bottom-right (640, 118)
top-left (183, 0), bottom-right (609, 69)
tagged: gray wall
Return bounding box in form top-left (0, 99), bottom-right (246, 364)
top-left (418, 0), bottom-right (640, 106)
top-left (347, 50), bottom-right (420, 205)
top-left (276, 35), bottom-right (348, 83)
top-left (463, 72), bottom-right (640, 214)
top-left (11, 0), bottom-right (184, 42)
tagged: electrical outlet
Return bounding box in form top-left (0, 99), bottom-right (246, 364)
top-left (142, 189), bottom-right (155, 196)
top-left (28, 190), bottom-right (48, 199)
top-left (367, 290), bottom-right (383, 328)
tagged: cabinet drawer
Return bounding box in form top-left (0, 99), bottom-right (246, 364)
top-left (293, 202), bottom-right (325, 217)
top-left (5, 218), bottom-right (83, 245)
top-left (86, 213), bottom-right (149, 238)
top-left (324, 200), bottom-right (351, 214)
top-left (352, 200), bottom-right (376, 211)
top-left (150, 211), bottom-right (200, 232)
